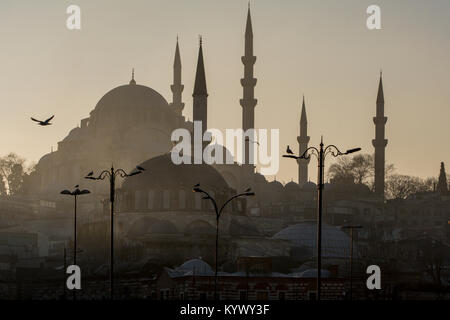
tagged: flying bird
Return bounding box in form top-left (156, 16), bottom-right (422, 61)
top-left (286, 145), bottom-right (294, 155)
top-left (31, 115), bottom-right (54, 126)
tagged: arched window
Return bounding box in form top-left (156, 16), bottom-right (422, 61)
top-left (148, 190), bottom-right (154, 209)
top-left (134, 190), bottom-right (142, 210)
top-left (208, 191), bottom-right (215, 210)
top-left (179, 190), bottom-right (186, 209)
top-left (194, 192), bottom-right (202, 210)
top-left (163, 190), bottom-right (170, 209)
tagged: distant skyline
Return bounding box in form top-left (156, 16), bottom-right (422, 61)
top-left (0, 0), bottom-right (449, 183)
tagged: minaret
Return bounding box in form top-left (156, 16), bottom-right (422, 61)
top-left (372, 72), bottom-right (388, 200)
top-left (193, 37), bottom-right (208, 161)
top-left (297, 95), bottom-right (310, 186)
top-left (170, 37), bottom-right (185, 116)
top-left (240, 5), bottom-right (257, 173)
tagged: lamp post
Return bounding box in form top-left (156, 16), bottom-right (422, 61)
top-left (60, 186), bottom-right (90, 300)
top-left (60, 187), bottom-right (91, 267)
top-left (63, 246), bottom-right (67, 300)
top-left (193, 185), bottom-right (255, 300)
top-left (283, 137), bottom-right (360, 301)
top-left (85, 165), bottom-right (145, 300)
top-left (341, 225), bottom-right (362, 300)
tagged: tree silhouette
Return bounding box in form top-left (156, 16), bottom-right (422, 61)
top-left (436, 162), bottom-right (448, 196)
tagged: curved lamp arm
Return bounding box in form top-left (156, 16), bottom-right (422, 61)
top-left (283, 146), bottom-right (320, 161)
top-left (86, 170), bottom-right (110, 180)
top-left (300, 146), bottom-right (320, 161)
top-left (218, 192), bottom-right (255, 218)
top-left (193, 187), bottom-right (219, 217)
top-left (115, 169), bottom-right (129, 179)
top-left (324, 145), bottom-right (345, 159)
top-left (324, 145), bottom-right (361, 159)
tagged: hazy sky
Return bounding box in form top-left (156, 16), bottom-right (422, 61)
top-left (0, 0), bottom-right (449, 184)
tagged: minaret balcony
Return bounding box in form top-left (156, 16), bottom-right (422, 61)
top-left (241, 56), bottom-right (256, 64)
top-left (171, 84), bottom-right (184, 92)
top-left (372, 139), bottom-right (388, 147)
top-left (240, 78), bottom-right (257, 87)
top-left (297, 136), bottom-right (310, 144)
top-left (372, 116), bottom-right (387, 125)
top-left (240, 98), bottom-right (257, 109)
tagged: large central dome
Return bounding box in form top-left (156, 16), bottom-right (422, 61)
top-left (94, 82), bottom-right (169, 113)
top-left (87, 79), bottom-right (176, 133)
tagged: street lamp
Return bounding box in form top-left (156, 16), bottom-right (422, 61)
top-left (60, 186), bottom-right (90, 300)
top-left (193, 185), bottom-right (255, 300)
top-left (283, 136), bottom-right (360, 301)
top-left (60, 187), bottom-right (90, 267)
top-left (85, 165), bottom-right (145, 300)
top-left (341, 225), bottom-right (363, 300)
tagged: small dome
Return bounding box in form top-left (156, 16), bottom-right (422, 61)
top-left (178, 258), bottom-right (213, 275)
top-left (269, 180), bottom-right (284, 190)
top-left (254, 173), bottom-right (267, 183)
top-left (302, 181), bottom-right (317, 190)
top-left (229, 219), bottom-right (260, 237)
top-left (297, 269), bottom-right (331, 278)
top-left (285, 181), bottom-right (301, 193)
top-left (127, 217), bottom-right (159, 236)
top-left (148, 220), bottom-right (178, 234)
top-left (273, 222), bottom-right (350, 259)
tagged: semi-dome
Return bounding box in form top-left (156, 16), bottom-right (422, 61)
top-left (203, 144), bottom-right (235, 164)
top-left (62, 127), bottom-right (86, 142)
top-left (272, 221), bottom-right (350, 259)
top-left (122, 153), bottom-right (231, 191)
top-left (185, 220), bottom-right (215, 236)
top-left (148, 220), bottom-right (178, 235)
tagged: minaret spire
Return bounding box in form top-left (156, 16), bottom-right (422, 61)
top-left (193, 36), bottom-right (208, 162)
top-left (372, 72), bottom-right (388, 200)
top-left (297, 95), bottom-right (310, 186)
top-left (240, 5), bottom-right (257, 173)
top-left (129, 68), bottom-right (136, 85)
top-left (193, 36), bottom-right (207, 96)
top-left (170, 37), bottom-right (184, 116)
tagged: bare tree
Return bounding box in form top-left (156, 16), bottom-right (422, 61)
top-left (328, 153), bottom-right (394, 189)
top-left (416, 237), bottom-right (449, 298)
top-left (0, 153), bottom-right (30, 196)
top-left (385, 174), bottom-right (435, 200)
